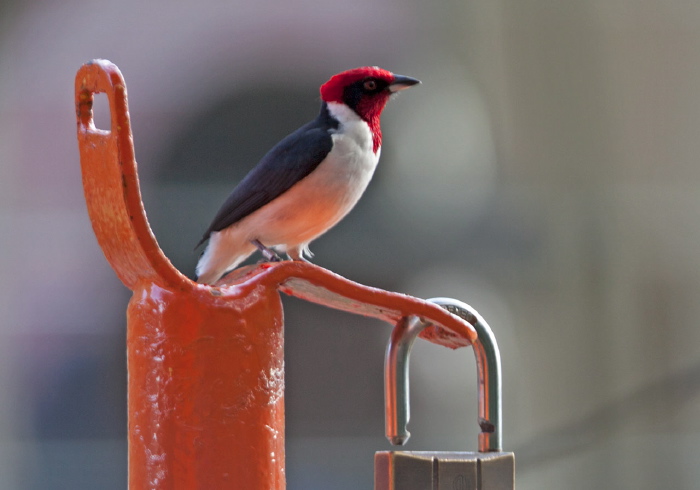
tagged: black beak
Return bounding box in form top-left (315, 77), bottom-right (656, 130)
top-left (388, 74), bottom-right (421, 93)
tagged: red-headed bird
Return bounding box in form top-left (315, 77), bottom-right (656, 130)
top-left (195, 66), bottom-right (420, 284)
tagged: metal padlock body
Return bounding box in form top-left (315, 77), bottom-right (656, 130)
top-left (375, 451), bottom-right (514, 490)
top-left (376, 298), bottom-right (515, 490)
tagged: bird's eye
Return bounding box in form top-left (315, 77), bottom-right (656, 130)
top-left (363, 79), bottom-right (378, 91)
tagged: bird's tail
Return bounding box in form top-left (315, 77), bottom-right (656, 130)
top-left (195, 230), bottom-right (256, 285)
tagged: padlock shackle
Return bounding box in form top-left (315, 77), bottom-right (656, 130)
top-left (384, 298), bottom-right (503, 452)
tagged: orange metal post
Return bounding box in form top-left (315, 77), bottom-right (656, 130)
top-left (76, 60), bottom-right (476, 489)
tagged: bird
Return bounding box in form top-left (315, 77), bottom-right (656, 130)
top-left (195, 66), bottom-right (420, 285)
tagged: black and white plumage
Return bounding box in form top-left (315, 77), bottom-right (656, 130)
top-left (195, 66), bottom-right (420, 284)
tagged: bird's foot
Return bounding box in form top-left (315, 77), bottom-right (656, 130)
top-left (288, 245), bottom-right (313, 262)
top-left (251, 239), bottom-right (283, 262)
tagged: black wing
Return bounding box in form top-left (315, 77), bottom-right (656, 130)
top-left (196, 104), bottom-right (337, 248)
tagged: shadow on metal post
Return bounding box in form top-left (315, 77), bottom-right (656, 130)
top-left (75, 59), bottom-right (477, 490)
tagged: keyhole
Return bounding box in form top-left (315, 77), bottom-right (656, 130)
top-left (453, 474), bottom-right (467, 490)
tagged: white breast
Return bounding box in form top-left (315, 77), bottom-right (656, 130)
top-left (236, 101), bottom-right (381, 251)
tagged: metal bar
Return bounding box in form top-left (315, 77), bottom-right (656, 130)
top-left (76, 59), bottom-right (286, 489)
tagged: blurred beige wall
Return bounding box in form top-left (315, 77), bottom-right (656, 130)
top-left (1, 1), bottom-right (699, 488)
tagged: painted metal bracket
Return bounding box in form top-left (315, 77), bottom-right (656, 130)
top-left (75, 59), bottom-right (476, 489)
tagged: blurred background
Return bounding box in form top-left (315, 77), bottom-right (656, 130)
top-left (1, 0), bottom-right (699, 488)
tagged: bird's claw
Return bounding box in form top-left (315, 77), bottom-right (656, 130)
top-left (251, 239), bottom-right (283, 262)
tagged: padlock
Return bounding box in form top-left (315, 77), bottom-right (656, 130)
top-left (375, 298), bottom-right (515, 490)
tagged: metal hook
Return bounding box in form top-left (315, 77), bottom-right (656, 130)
top-left (384, 298), bottom-right (503, 452)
